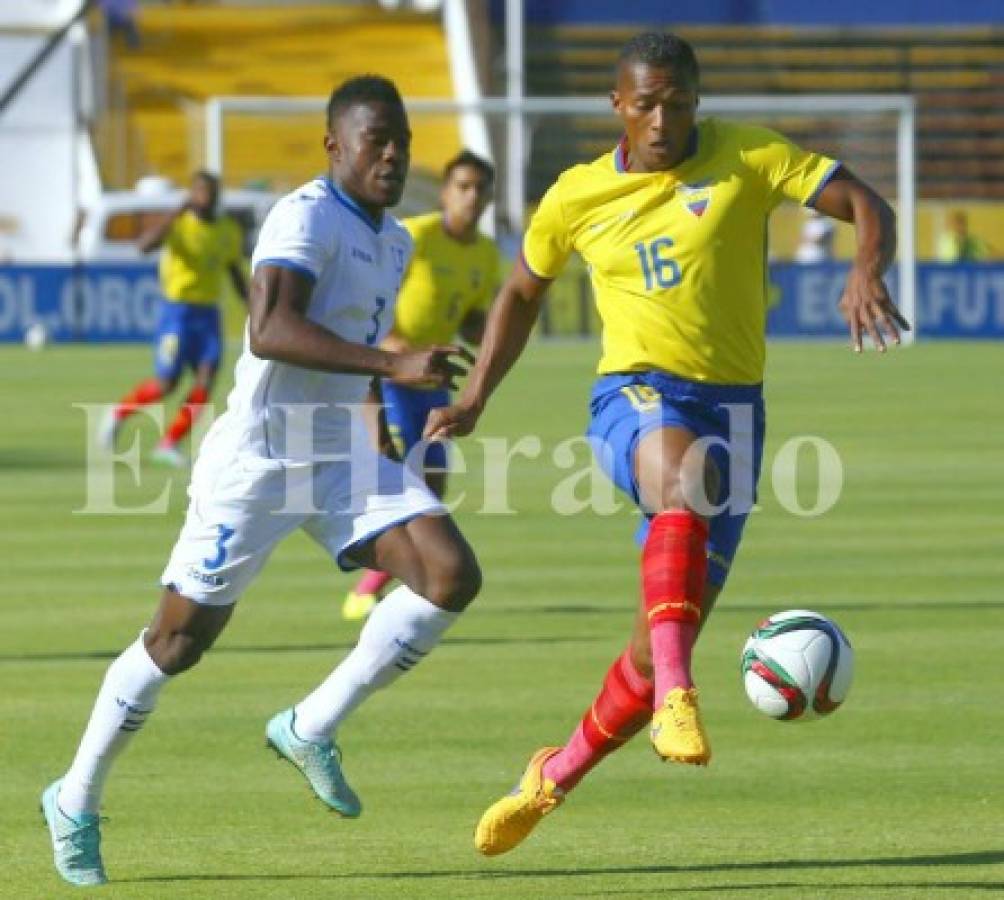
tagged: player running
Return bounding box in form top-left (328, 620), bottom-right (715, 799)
top-left (425, 32), bottom-right (909, 856)
top-left (100, 170), bottom-right (248, 467)
top-left (343, 149), bottom-right (499, 621)
top-left (42, 75), bottom-right (480, 886)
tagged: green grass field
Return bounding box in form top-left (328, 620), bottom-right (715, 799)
top-left (2, 340), bottom-right (1002, 898)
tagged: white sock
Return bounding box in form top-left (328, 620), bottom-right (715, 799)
top-left (58, 632), bottom-right (170, 816)
top-left (293, 586), bottom-right (458, 742)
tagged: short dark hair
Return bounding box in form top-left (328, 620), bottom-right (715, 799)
top-left (326, 75), bottom-right (404, 129)
top-left (443, 149), bottom-right (495, 185)
top-left (617, 32), bottom-right (700, 88)
top-left (192, 170), bottom-right (219, 189)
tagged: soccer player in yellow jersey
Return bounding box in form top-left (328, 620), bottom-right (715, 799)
top-left (426, 32), bottom-right (910, 855)
top-left (343, 150), bottom-right (499, 621)
top-left (100, 170), bottom-right (248, 466)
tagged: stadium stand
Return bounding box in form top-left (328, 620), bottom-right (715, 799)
top-left (99, 4), bottom-right (459, 190)
top-left (523, 25), bottom-right (1004, 203)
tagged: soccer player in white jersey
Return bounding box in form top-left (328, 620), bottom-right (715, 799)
top-left (42, 75), bottom-right (481, 887)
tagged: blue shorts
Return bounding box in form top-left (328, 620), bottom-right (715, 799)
top-left (381, 381), bottom-right (450, 469)
top-left (153, 300), bottom-right (222, 382)
top-left (587, 371), bottom-right (766, 586)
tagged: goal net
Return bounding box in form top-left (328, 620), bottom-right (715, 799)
top-left (203, 94), bottom-right (916, 342)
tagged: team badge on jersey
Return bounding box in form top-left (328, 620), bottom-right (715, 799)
top-left (680, 180), bottom-right (712, 218)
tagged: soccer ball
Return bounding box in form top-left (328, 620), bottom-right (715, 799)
top-left (740, 609), bottom-right (853, 721)
top-left (24, 322), bottom-right (49, 351)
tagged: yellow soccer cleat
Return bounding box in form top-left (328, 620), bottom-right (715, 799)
top-left (474, 747), bottom-right (564, 856)
top-left (341, 591), bottom-right (378, 622)
top-left (650, 687), bottom-right (712, 766)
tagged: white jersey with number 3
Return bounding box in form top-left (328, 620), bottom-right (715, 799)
top-left (205, 177), bottom-right (412, 462)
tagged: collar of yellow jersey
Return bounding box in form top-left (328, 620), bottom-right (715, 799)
top-left (613, 126), bottom-right (699, 174)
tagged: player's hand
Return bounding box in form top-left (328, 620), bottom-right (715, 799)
top-left (424, 399), bottom-right (482, 442)
top-left (838, 265), bottom-right (911, 353)
top-left (389, 344), bottom-right (475, 390)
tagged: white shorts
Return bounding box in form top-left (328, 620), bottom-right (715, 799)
top-left (160, 448), bottom-right (445, 607)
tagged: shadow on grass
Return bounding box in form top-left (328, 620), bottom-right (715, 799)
top-left (575, 884), bottom-right (1004, 896)
top-left (0, 635), bottom-right (608, 664)
top-left (516, 600), bottom-right (1004, 615)
top-left (0, 450), bottom-right (82, 471)
top-left (119, 850), bottom-right (1004, 885)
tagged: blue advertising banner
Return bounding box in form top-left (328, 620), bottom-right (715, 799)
top-left (0, 264), bottom-right (161, 343)
top-left (2, 262), bottom-right (1003, 343)
top-left (766, 263), bottom-right (1004, 339)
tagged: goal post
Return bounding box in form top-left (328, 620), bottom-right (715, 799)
top-left (205, 93), bottom-right (917, 343)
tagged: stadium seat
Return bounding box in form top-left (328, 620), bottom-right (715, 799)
top-left (103, 5), bottom-right (459, 189)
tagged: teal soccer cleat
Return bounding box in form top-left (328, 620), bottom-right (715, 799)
top-left (41, 779), bottom-right (108, 886)
top-left (265, 708), bottom-right (361, 818)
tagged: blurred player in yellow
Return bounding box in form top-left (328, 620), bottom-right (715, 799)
top-left (99, 170), bottom-right (247, 467)
top-left (342, 150), bottom-right (499, 620)
top-left (426, 32), bottom-right (909, 855)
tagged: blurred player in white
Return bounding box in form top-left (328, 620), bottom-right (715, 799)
top-left (42, 75), bottom-right (481, 887)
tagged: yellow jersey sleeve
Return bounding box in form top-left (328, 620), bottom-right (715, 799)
top-left (739, 125), bottom-right (839, 211)
top-left (163, 216), bottom-right (188, 258)
top-left (474, 240), bottom-right (501, 310)
top-left (223, 216), bottom-right (244, 265)
top-left (522, 180), bottom-right (573, 280)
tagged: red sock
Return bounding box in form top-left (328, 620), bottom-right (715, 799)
top-left (355, 569), bottom-right (393, 596)
top-left (642, 510), bottom-right (709, 702)
top-left (541, 650), bottom-right (653, 792)
top-left (161, 385), bottom-right (210, 448)
top-left (114, 378), bottom-right (164, 422)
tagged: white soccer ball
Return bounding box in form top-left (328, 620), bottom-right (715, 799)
top-left (740, 609), bottom-right (853, 721)
top-left (24, 321), bottom-right (49, 351)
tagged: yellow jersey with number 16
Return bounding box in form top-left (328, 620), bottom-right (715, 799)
top-left (522, 118), bottom-right (839, 385)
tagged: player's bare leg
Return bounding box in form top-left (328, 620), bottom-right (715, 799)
top-left (634, 425), bottom-right (720, 765)
top-left (153, 362), bottom-right (217, 468)
top-left (276, 512), bottom-right (480, 814)
top-left (44, 589), bottom-right (231, 885)
top-left (343, 463), bottom-right (450, 621)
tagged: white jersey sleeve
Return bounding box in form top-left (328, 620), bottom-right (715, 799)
top-left (252, 189), bottom-right (337, 281)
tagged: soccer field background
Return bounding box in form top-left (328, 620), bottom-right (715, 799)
top-left (2, 339), bottom-right (1002, 898)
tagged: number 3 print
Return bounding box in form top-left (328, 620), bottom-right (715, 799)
top-left (365, 296), bottom-right (387, 345)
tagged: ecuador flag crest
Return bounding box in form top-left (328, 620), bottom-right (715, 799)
top-left (680, 180), bottom-right (712, 218)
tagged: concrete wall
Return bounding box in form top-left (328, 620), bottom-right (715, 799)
top-left (0, 20), bottom-right (99, 261)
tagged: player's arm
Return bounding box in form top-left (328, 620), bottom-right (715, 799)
top-left (137, 204), bottom-right (185, 254)
top-left (248, 264), bottom-right (471, 388)
top-left (457, 308), bottom-right (487, 345)
top-left (228, 263), bottom-right (249, 305)
top-left (811, 166), bottom-right (909, 352)
top-left (425, 259), bottom-right (549, 440)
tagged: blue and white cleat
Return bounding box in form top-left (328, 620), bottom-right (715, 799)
top-left (265, 708), bottom-right (361, 818)
top-left (41, 779), bottom-right (108, 886)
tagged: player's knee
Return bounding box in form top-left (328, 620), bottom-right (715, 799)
top-left (422, 544), bottom-right (481, 612)
top-left (653, 464), bottom-right (720, 517)
top-left (144, 628), bottom-right (213, 676)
